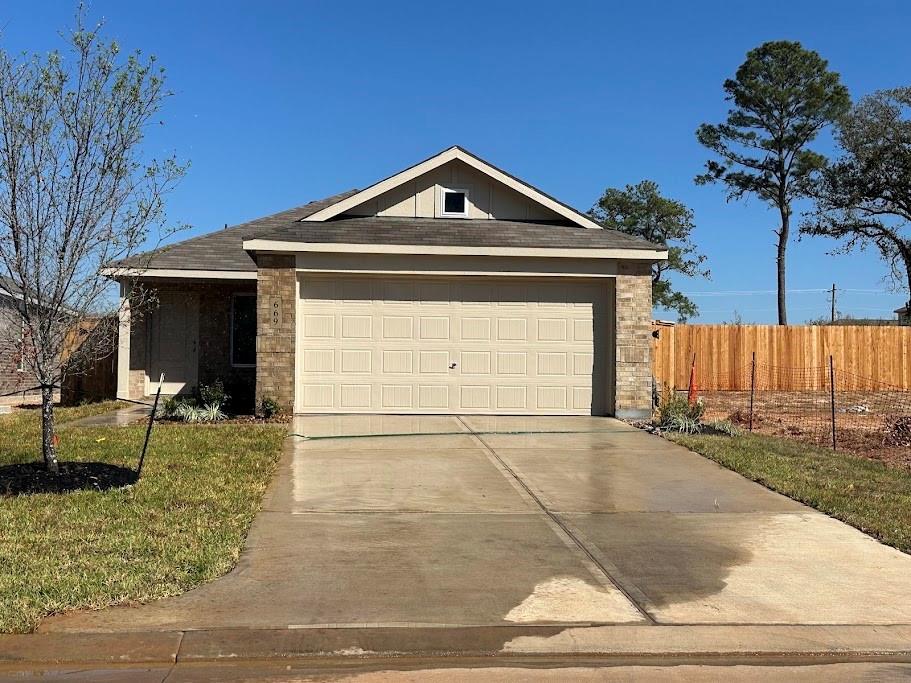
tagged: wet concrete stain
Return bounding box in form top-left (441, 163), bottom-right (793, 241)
top-left (565, 513), bottom-right (754, 609)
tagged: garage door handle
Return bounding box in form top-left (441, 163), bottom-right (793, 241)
top-left (449, 362), bottom-right (457, 369)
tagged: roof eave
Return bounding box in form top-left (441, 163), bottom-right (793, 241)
top-left (101, 267), bottom-right (257, 280)
top-left (242, 239), bottom-right (667, 261)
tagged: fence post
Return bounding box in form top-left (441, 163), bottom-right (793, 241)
top-left (749, 351), bottom-right (756, 433)
top-left (829, 355), bottom-right (837, 451)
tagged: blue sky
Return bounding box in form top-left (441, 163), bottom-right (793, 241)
top-left (5, 1), bottom-right (911, 322)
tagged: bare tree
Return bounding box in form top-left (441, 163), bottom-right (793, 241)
top-left (0, 12), bottom-right (186, 472)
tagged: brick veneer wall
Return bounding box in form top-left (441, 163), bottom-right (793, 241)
top-left (255, 255), bottom-right (296, 413)
top-left (0, 296), bottom-right (38, 396)
top-left (614, 262), bottom-right (653, 419)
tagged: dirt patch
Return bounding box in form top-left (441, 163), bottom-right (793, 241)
top-left (693, 389), bottom-right (911, 471)
top-left (0, 461), bottom-right (137, 496)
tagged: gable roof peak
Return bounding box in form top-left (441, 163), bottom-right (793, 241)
top-left (301, 146), bottom-right (604, 231)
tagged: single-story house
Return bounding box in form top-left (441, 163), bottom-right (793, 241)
top-left (112, 147), bottom-right (666, 418)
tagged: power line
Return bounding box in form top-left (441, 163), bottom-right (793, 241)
top-left (684, 287), bottom-right (903, 297)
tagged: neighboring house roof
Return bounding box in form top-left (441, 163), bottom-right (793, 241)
top-left (0, 275), bottom-right (22, 301)
top-left (115, 190), bottom-right (359, 272)
top-left (253, 216), bottom-right (659, 251)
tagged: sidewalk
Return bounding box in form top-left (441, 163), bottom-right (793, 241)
top-left (61, 403), bottom-right (151, 428)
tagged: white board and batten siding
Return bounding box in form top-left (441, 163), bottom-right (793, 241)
top-left (295, 275), bottom-right (612, 415)
top-left (343, 159), bottom-right (564, 222)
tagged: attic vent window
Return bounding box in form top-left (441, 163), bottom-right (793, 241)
top-left (440, 187), bottom-right (469, 218)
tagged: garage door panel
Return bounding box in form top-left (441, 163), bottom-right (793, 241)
top-left (303, 348), bottom-right (335, 373)
top-left (297, 276), bottom-right (608, 415)
top-left (460, 385), bottom-right (491, 410)
top-left (340, 384), bottom-right (371, 409)
top-left (537, 318), bottom-right (568, 342)
top-left (382, 350), bottom-right (413, 374)
top-left (497, 386), bottom-right (527, 410)
top-left (303, 314), bottom-right (335, 337)
top-left (460, 317), bottom-right (491, 340)
top-left (537, 386), bottom-right (568, 411)
top-left (419, 351), bottom-right (450, 374)
top-left (382, 316), bottom-right (413, 339)
top-left (341, 315), bottom-right (372, 339)
top-left (537, 352), bottom-right (568, 376)
top-left (382, 384), bottom-right (412, 409)
top-left (419, 317), bottom-right (450, 340)
top-left (497, 318), bottom-right (527, 341)
top-left (497, 352), bottom-right (527, 375)
top-left (573, 319), bottom-right (593, 342)
top-left (419, 385), bottom-right (449, 409)
top-left (460, 351), bottom-right (491, 375)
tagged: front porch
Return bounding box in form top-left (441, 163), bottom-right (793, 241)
top-left (119, 279), bottom-right (258, 412)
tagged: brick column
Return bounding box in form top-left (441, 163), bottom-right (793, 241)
top-left (615, 262), bottom-right (652, 419)
top-left (255, 255), bottom-right (296, 413)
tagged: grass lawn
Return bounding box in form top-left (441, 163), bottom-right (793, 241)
top-left (0, 403), bottom-right (286, 633)
top-left (670, 431), bottom-right (911, 555)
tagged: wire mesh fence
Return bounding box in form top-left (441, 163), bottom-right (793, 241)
top-left (667, 354), bottom-right (911, 463)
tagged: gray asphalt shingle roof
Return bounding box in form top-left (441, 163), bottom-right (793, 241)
top-left (117, 190), bottom-right (359, 271)
top-left (122, 183), bottom-right (663, 273)
top-left (254, 215), bottom-right (662, 251)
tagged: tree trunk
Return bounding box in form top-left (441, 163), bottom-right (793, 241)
top-left (777, 207), bottom-right (790, 325)
top-left (41, 385), bottom-right (58, 473)
top-left (905, 258), bottom-right (911, 327)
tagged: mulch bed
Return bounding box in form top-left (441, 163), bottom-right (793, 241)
top-left (145, 414), bottom-right (291, 426)
top-left (0, 461), bottom-right (138, 496)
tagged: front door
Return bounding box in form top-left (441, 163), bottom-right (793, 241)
top-left (148, 291), bottom-right (199, 395)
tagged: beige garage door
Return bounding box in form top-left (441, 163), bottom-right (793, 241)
top-left (295, 276), bottom-right (610, 415)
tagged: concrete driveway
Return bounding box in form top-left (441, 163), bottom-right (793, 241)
top-left (43, 415), bottom-right (911, 633)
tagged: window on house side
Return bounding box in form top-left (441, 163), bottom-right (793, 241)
top-left (231, 294), bottom-right (256, 367)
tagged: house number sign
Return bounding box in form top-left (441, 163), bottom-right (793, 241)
top-left (270, 297), bottom-right (283, 327)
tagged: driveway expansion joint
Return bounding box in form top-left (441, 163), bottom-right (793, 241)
top-left (454, 416), bottom-right (658, 626)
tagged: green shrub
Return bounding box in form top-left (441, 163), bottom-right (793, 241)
top-left (199, 380), bottom-right (229, 408)
top-left (158, 395), bottom-right (196, 419)
top-left (658, 392), bottom-right (704, 425)
top-left (199, 403), bottom-right (227, 423)
top-left (663, 414), bottom-right (703, 434)
top-left (656, 391), bottom-right (708, 434)
top-left (259, 396), bottom-right (282, 419)
top-left (175, 402), bottom-right (202, 423)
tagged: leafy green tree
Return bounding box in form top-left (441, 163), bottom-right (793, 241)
top-left (590, 180), bottom-right (709, 320)
top-left (802, 87), bottom-right (911, 314)
top-left (696, 41), bottom-right (850, 324)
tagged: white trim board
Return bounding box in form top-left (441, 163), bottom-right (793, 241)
top-left (244, 239), bottom-right (666, 261)
top-left (302, 146), bottom-right (606, 230)
top-left (294, 252), bottom-right (626, 277)
top-left (102, 268), bottom-right (257, 280)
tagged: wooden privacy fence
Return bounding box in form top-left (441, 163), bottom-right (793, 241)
top-left (652, 323), bottom-right (911, 391)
